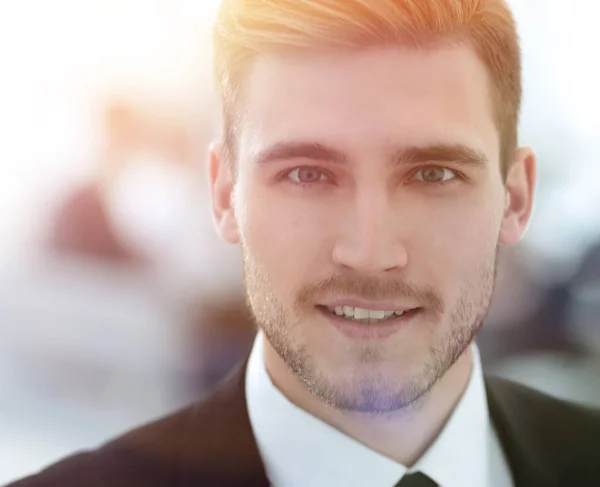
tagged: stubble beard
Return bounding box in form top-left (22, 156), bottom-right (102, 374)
top-left (242, 245), bottom-right (498, 414)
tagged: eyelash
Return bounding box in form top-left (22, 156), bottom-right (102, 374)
top-left (280, 165), bottom-right (464, 187)
top-left (279, 166), bottom-right (334, 187)
top-left (409, 166), bottom-right (464, 186)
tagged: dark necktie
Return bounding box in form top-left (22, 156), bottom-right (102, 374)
top-left (394, 472), bottom-right (439, 487)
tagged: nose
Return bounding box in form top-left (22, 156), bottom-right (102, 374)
top-left (332, 188), bottom-right (409, 274)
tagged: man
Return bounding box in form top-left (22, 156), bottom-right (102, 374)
top-left (7, 1), bottom-right (600, 486)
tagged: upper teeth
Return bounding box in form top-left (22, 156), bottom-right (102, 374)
top-left (326, 306), bottom-right (405, 319)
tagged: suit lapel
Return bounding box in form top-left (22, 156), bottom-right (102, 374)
top-left (485, 376), bottom-right (559, 487)
top-left (178, 361), bottom-right (269, 487)
top-left (181, 364), bottom-right (568, 486)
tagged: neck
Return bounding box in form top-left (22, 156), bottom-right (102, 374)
top-left (263, 337), bottom-right (474, 466)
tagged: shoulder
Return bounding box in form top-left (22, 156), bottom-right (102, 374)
top-left (486, 375), bottom-right (600, 434)
top-left (486, 375), bottom-right (600, 479)
top-left (5, 364), bottom-right (265, 487)
top-left (4, 405), bottom-right (198, 487)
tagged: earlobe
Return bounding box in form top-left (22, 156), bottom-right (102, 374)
top-left (499, 147), bottom-right (537, 246)
top-left (208, 142), bottom-right (240, 244)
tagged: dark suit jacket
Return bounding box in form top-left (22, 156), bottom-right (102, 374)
top-left (6, 362), bottom-right (600, 487)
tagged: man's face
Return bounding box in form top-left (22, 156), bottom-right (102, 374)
top-left (211, 43), bottom-right (534, 413)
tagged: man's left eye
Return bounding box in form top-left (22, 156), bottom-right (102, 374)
top-left (287, 167), bottom-right (328, 184)
top-left (412, 166), bottom-right (457, 183)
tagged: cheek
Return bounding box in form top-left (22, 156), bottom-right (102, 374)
top-left (236, 182), bottom-right (332, 282)
top-left (442, 208), bottom-right (499, 251)
top-left (412, 197), bottom-right (502, 282)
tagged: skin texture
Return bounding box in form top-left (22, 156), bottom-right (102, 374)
top-left (210, 43), bottom-right (536, 464)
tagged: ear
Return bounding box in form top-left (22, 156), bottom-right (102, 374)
top-left (208, 142), bottom-right (240, 244)
top-left (499, 147), bottom-right (537, 246)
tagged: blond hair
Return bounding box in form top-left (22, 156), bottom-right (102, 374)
top-left (213, 0), bottom-right (521, 175)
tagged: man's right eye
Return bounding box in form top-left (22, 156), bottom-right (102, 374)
top-left (286, 166), bottom-right (329, 185)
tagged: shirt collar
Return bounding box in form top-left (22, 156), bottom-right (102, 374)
top-left (246, 332), bottom-right (493, 487)
top-left (411, 343), bottom-right (489, 487)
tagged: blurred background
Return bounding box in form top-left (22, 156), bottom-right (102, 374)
top-left (0, 0), bottom-right (599, 483)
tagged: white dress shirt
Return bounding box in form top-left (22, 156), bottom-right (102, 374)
top-left (246, 332), bottom-right (514, 487)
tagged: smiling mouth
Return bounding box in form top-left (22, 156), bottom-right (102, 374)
top-left (317, 305), bottom-right (421, 325)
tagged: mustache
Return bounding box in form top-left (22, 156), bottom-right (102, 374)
top-left (296, 275), bottom-right (444, 313)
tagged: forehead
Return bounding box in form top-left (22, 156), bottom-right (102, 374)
top-left (239, 43), bottom-right (499, 161)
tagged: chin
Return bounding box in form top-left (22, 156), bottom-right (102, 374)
top-left (307, 366), bottom-right (430, 413)
top-left (316, 353), bottom-right (420, 385)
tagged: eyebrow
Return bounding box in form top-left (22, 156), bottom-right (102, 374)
top-left (393, 143), bottom-right (488, 167)
top-left (253, 141), bottom-right (488, 167)
top-left (253, 141), bottom-right (348, 166)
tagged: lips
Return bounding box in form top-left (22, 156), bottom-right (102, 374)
top-left (319, 298), bottom-right (415, 312)
top-left (322, 305), bottom-right (414, 324)
top-left (317, 305), bottom-right (422, 340)
top-left (317, 296), bottom-right (419, 323)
